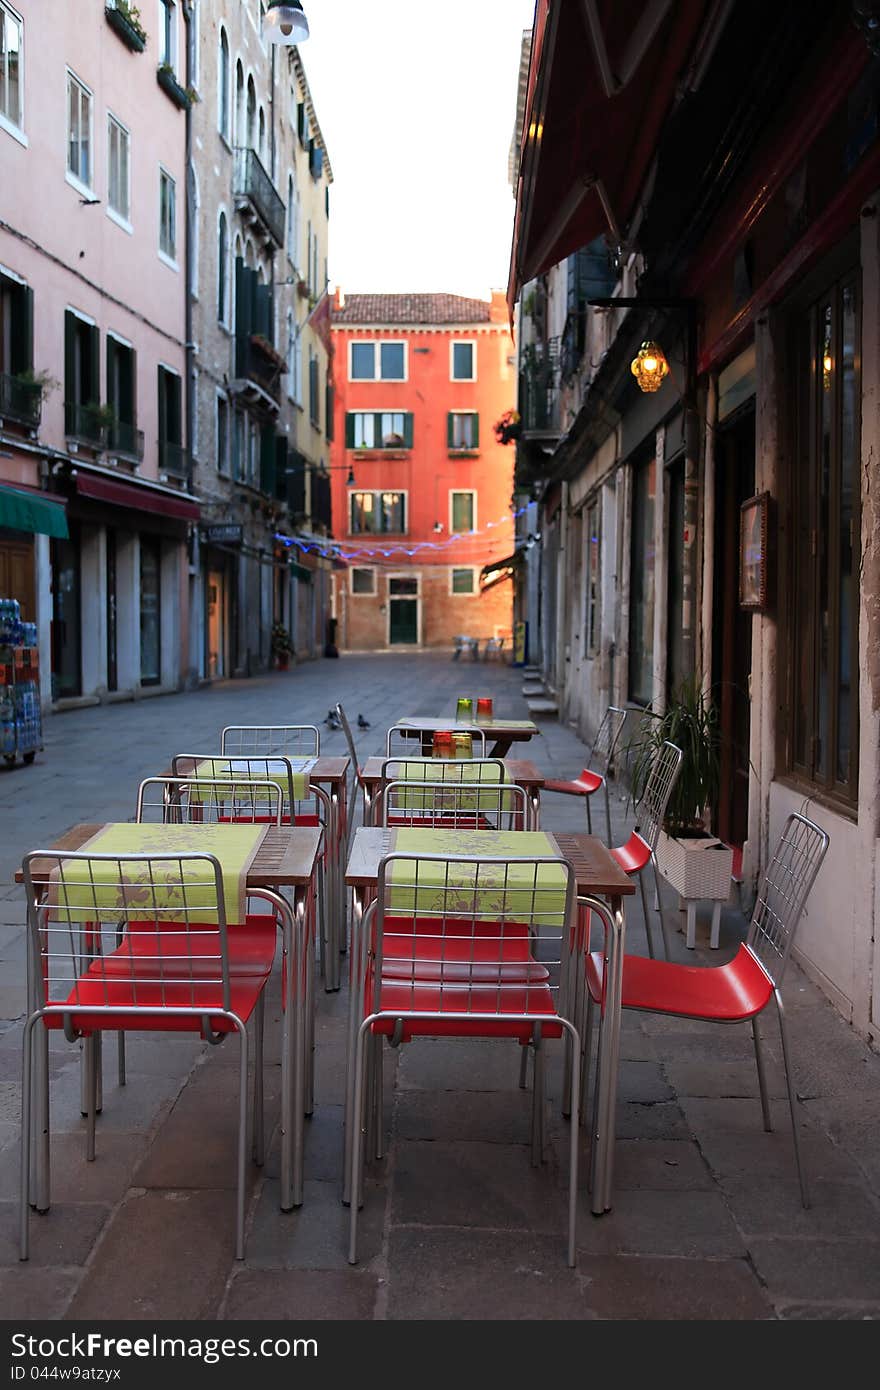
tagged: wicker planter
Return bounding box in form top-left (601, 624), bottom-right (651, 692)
top-left (655, 830), bottom-right (734, 900)
top-left (105, 6), bottom-right (147, 52)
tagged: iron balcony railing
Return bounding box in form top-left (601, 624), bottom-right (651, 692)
top-left (106, 418), bottom-right (144, 462)
top-left (64, 401), bottom-right (106, 447)
top-left (519, 358), bottom-right (561, 435)
top-left (0, 373), bottom-right (41, 429)
top-left (159, 439), bottom-right (191, 481)
top-left (233, 147), bottom-right (286, 247)
top-left (234, 334), bottom-right (283, 401)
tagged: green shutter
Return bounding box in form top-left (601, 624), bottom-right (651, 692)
top-left (254, 281), bottom-right (271, 340)
top-left (157, 367), bottom-right (167, 445)
top-left (127, 348), bottom-right (137, 426)
top-left (345, 412), bottom-right (355, 448)
top-left (16, 285), bottom-right (34, 375)
top-left (472, 413), bottom-right (479, 447)
top-left (403, 412), bottom-right (414, 448)
top-left (168, 372), bottom-right (182, 444)
top-left (88, 324), bottom-right (100, 405)
top-left (260, 424), bottom-right (276, 495)
top-left (64, 311), bottom-right (75, 405)
top-left (106, 337), bottom-right (116, 414)
top-left (447, 412), bottom-right (454, 448)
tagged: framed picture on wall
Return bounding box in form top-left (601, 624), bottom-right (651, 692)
top-left (739, 491), bottom-right (770, 610)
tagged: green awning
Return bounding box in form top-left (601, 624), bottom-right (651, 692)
top-left (0, 484), bottom-right (68, 539)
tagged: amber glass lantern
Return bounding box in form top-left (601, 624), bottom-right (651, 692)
top-left (631, 341), bottom-right (670, 393)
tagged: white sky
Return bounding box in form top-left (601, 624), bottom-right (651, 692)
top-left (298, 0), bottom-right (536, 299)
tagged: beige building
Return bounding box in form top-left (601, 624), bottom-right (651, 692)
top-left (189, 1), bottom-right (333, 679)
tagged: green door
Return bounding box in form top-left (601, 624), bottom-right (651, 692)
top-left (389, 577), bottom-right (418, 644)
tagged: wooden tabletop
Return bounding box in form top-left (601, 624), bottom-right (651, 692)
top-left (344, 827), bottom-right (634, 898)
top-left (394, 717), bottom-right (537, 738)
top-left (161, 755), bottom-right (349, 784)
top-left (360, 756), bottom-right (545, 789)
top-left (17, 823), bottom-right (323, 888)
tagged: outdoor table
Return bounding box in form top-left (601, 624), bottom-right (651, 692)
top-left (18, 821), bottom-right (322, 1212)
top-left (392, 716), bottom-right (539, 759)
top-left (165, 754), bottom-right (350, 991)
top-left (360, 756), bottom-right (545, 829)
top-left (342, 825), bottom-right (634, 1215)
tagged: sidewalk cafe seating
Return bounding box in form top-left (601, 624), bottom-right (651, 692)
top-left (582, 811), bottom-right (830, 1210)
top-left (609, 740), bottom-right (682, 960)
top-left (543, 704), bottom-right (628, 845)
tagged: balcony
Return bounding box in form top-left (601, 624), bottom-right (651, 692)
top-left (158, 440), bottom-right (191, 482)
top-left (519, 354), bottom-right (561, 440)
top-left (232, 333), bottom-right (284, 412)
top-left (0, 373), bottom-right (41, 430)
top-left (106, 418), bottom-right (144, 463)
top-left (64, 401), bottom-right (106, 449)
top-left (233, 148), bottom-right (286, 248)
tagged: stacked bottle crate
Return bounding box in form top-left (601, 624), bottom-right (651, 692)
top-left (0, 599), bottom-right (42, 766)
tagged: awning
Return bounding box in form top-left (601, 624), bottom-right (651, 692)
top-left (507, 0), bottom-right (709, 309)
top-left (75, 471), bottom-right (200, 521)
top-left (0, 483), bottom-right (69, 539)
top-left (480, 551), bottom-right (522, 592)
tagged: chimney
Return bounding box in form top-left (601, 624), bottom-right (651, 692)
top-left (333, 285), bottom-right (345, 311)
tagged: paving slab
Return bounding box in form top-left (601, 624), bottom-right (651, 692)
top-left (222, 1267), bottom-right (380, 1320)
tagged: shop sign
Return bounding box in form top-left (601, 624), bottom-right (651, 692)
top-left (203, 524), bottom-right (243, 546)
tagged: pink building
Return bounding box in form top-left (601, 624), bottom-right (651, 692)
top-left (0, 1), bottom-right (194, 706)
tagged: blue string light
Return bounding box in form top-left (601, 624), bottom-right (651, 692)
top-left (274, 501), bottom-right (529, 563)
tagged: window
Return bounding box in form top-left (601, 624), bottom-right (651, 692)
top-left (0, 269), bottom-right (33, 379)
top-left (309, 350), bottom-right (319, 427)
top-left (351, 567), bottom-right (375, 595)
top-left (158, 365), bottom-right (186, 479)
top-left (451, 340), bottom-right (476, 381)
top-left (451, 567), bottom-right (476, 595)
top-left (66, 71), bottom-right (92, 189)
top-left (784, 266), bottom-right (860, 807)
top-left (216, 394), bottom-right (229, 474)
top-left (218, 27), bottom-right (230, 139)
top-left (235, 60), bottom-right (244, 145)
top-left (233, 409), bottom-right (245, 481)
top-left (584, 498), bottom-right (600, 656)
top-left (106, 335), bottom-right (137, 456)
top-left (450, 490), bottom-right (475, 533)
top-left (448, 412), bottom-right (478, 449)
top-left (0, 3), bottom-right (23, 136)
top-left (158, 0), bottom-right (176, 69)
top-left (63, 310), bottom-right (100, 443)
top-left (325, 382), bottom-right (334, 443)
top-left (159, 167), bottom-right (176, 263)
top-left (217, 211), bottom-right (229, 324)
top-left (349, 340), bottom-right (406, 381)
top-left (349, 491), bottom-right (406, 534)
top-left (345, 411), bottom-right (413, 450)
top-left (287, 172), bottom-right (299, 266)
top-left (189, 0), bottom-right (199, 90)
top-left (140, 535), bottom-right (161, 686)
top-left (107, 115), bottom-right (130, 223)
top-left (628, 451), bottom-right (656, 705)
top-left (247, 417), bottom-right (259, 485)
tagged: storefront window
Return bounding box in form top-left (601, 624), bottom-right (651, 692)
top-left (140, 537), bottom-right (161, 686)
top-left (628, 452), bottom-right (656, 705)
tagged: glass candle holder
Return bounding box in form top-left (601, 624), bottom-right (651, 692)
top-left (456, 697), bottom-right (474, 721)
top-left (432, 730), bottom-right (454, 759)
top-left (452, 731), bottom-right (473, 759)
top-left (476, 697), bottom-right (494, 721)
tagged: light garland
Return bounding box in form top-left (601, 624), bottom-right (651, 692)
top-left (274, 502), bottom-right (528, 563)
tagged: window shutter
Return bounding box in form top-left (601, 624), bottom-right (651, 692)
top-left (472, 413), bottom-right (479, 447)
top-left (297, 101), bottom-right (307, 146)
top-left (254, 281), bottom-right (271, 340)
top-left (15, 285), bottom-right (34, 375)
top-left (106, 337), bottom-right (117, 414)
top-left (127, 348), bottom-right (137, 426)
top-left (325, 383), bottom-right (334, 442)
top-left (274, 435), bottom-right (287, 500)
top-left (259, 424), bottom-right (276, 495)
top-left (157, 367), bottom-right (168, 445)
top-left (447, 412), bottom-right (454, 448)
top-left (403, 412), bottom-right (414, 448)
top-left (64, 311), bottom-right (76, 404)
top-left (345, 412), bottom-right (355, 448)
top-left (88, 324), bottom-right (100, 405)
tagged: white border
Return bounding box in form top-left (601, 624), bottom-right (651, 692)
top-left (449, 487), bottom-right (477, 535)
top-left (349, 565), bottom-right (376, 596)
top-left (449, 565), bottom-right (477, 596)
top-left (347, 339), bottom-right (408, 383)
top-left (449, 339), bottom-right (477, 382)
top-left (106, 110), bottom-right (131, 227)
top-left (347, 487), bottom-right (408, 537)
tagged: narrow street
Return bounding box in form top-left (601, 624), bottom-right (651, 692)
top-left (0, 654), bottom-right (877, 1321)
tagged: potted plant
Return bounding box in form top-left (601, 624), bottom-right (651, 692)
top-left (105, 1), bottom-right (147, 52)
top-left (271, 623), bottom-right (293, 670)
top-left (628, 676), bottom-right (733, 913)
top-left (494, 409), bottom-right (521, 445)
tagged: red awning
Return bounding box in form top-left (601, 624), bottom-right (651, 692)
top-left (75, 470), bottom-right (200, 521)
top-left (508, 0), bottom-right (709, 309)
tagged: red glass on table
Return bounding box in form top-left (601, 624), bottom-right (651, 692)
top-left (476, 697), bottom-right (493, 721)
top-left (432, 730), bottom-right (454, 759)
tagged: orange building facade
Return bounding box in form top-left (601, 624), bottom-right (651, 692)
top-left (329, 292), bottom-right (516, 651)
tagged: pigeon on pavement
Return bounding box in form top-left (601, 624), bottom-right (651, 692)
top-left (324, 709), bottom-right (340, 729)
top-left (357, 714), bottom-right (370, 729)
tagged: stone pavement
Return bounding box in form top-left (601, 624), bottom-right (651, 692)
top-left (0, 652), bottom-right (878, 1321)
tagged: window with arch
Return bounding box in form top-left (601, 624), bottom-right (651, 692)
top-left (218, 27), bottom-right (230, 139)
top-left (235, 60), bottom-right (244, 145)
top-left (258, 106), bottom-right (265, 165)
top-left (217, 211), bottom-right (229, 324)
top-left (246, 74), bottom-right (256, 149)
top-left (287, 172), bottom-right (299, 267)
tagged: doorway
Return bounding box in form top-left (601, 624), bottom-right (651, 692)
top-left (388, 575), bottom-right (419, 644)
top-left (713, 404), bottom-right (755, 849)
top-left (206, 567), bottom-right (227, 678)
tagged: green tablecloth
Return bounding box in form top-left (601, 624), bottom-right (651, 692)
top-left (392, 761), bottom-right (515, 813)
top-left (386, 829), bottom-right (567, 927)
top-left (49, 822), bottom-right (264, 926)
top-left (192, 756), bottom-right (315, 803)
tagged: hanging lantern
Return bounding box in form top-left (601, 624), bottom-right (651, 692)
top-left (263, 2), bottom-right (309, 45)
top-left (631, 341), bottom-right (670, 393)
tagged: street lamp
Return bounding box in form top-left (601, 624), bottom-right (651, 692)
top-left (263, 2), bottom-right (309, 44)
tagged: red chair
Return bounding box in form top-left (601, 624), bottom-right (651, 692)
top-left (345, 850), bottom-right (583, 1267)
top-left (583, 811), bottom-right (830, 1211)
top-left (543, 705), bottom-right (628, 844)
top-left (610, 739), bottom-right (682, 960)
top-left (20, 850), bottom-right (278, 1261)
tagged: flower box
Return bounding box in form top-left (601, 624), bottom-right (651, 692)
top-left (655, 830), bottom-right (734, 901)
top-left (157, 65), bottom-right (191, 110)
top-left (105, 5), bottom-right (147, 52)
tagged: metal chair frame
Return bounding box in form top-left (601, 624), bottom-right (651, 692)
top-left (621, 739), bottom-right (683, 960)
top-left (377, 778), bottom-right (530, 833)
top-left (334, 703), bottom-right (365, 852)
top-left (385, 724), bottom-right (488, 758)
top-left (345, 851), bottom-right (584, 1267)
top-left (136, 775), bottom-right (285, 827)
top-left (544, 704), bottom-right (628, 844)
top-left (220, 724), bottom-right (321, 758)
top-left (20, 850), bottom-right (285, 1261)
top-left (583, 812), bottom-right (829, 1211)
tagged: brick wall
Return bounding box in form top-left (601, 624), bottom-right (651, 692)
top-left (336, 567), bottom-right (512, 650)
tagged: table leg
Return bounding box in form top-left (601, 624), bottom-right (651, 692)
top-left (686, 901), bottom-right (697, 949)
top-left (342, 887), bottom-right (368, 1206)
top-left (589, 893), bottom-right (625, 1215)
top-left (488, 738), bottom-right (513, 758)
top-left (710, 900), bottom-right (722, 949)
